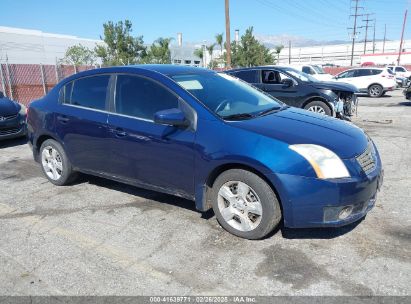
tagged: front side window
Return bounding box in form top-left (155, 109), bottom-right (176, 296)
top-left (338, 70), bottom-right (356, 78)
top-left (65, 75), bottom-right (110, 110)
top-left (262, 70), bottom-right (292, 84)
top-left (115, 74), bottom-right (179, 120)
top-left (172, 72), bottom-right (282, 118)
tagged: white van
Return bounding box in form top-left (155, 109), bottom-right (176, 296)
top-left (292, 65), bottom-right (334, 81)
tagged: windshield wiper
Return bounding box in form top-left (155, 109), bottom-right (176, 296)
top-left (222, 113), bottom-right (255, 121)
top-left (256, 106), bottom-right (283, 117)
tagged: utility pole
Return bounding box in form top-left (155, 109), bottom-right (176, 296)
top-left (225, 0), bottom-right (231, 69)
top-left (360, 13), bottom-right (374, 54)
top-left (397, 9), bottom-right (408, 65)
top-left (348, 0), bottom-right (363, 66)
top-left (383, 24), bottom-right (387, 53)
top-left (288, 40), bottom-right (291, 64)
top-left (372, 20), bottom-right (376, 53)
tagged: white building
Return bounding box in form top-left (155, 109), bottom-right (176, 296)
top-left (276, 39), bottom-right (411, 66)
top-left (0, 26), bottom-right (104, 64)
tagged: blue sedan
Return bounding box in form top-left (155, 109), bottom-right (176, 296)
top-left (27, 65), bottom-right (383, 239)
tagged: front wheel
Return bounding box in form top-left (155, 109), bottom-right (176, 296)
top-left (368, 84), bottom-right (383, 98)
top-left (40, 139), bottom-right (77, 186)
top-left (211, 169), bottom-right (282, 239)
top-left (303, 100), bottom-right (332, 116)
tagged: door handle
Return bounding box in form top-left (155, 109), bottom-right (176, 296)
top-left (57, 115), bottom-right (69, 124)
top-left (111, 128), bottom-right (127, 137)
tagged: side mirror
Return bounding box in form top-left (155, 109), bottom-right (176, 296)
top-left (282, 78), bottom-right (294, 88)
top-left (154, 108), bottom-right (189, 127)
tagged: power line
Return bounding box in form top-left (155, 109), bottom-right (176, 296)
top-left (358, 13), bottom-right (375, 54)
top-left (348, 0), bottom-right (364, 65)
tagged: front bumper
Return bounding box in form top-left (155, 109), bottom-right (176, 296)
top-left (0, 114), bottom-right (27, 140)
top-left (269, 154), bottom-right (383, 228)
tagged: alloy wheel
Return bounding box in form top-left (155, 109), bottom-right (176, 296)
top-left (217, 181), bottom-right (263, 232)
top-left (369, 85), bottom-right (382, 97)
top-left (307, 105), bottom-right (326, 115)
top-left (41, 146), bottom-right (63, 181)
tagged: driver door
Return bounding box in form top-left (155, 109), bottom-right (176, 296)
top-left (261, 70), bottom-right (299, 106)
top-left (106, 74), bottom-right (196, 197)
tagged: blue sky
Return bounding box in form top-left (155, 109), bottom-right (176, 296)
top-left (1, 0), bottom-right (409, 45)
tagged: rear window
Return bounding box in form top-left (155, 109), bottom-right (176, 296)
top-left (231, 70), bottom-right (260, 83)
top-left (61, 75), bottom-right (110, 111)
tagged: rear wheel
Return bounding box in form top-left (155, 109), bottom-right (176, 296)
top-left (368, 84), bottom-right (383, 97)
top-left (303, 100), bottom-right (332, 116)
top-left (211, 169), bottom-right (282, 239)
top-left (40, 139), bottom-right (77, 185)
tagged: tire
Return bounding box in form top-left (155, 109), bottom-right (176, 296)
top-left (210, 169), bottom-right (282, 239)
top-left (368, 84), bottom-right (383, 98)
top-left (303, 100), bottom-right (332, 116)
top-left (39, 139), bottom-right (77, 186)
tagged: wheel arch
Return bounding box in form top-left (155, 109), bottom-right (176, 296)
top-left (34, 134), bottom-right (62, 162)
top-left (197, 163), bottom-right (285, 218)
top-left (302, 96), bottom-right (333, 114)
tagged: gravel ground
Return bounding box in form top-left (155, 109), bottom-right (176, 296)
top-left (0, 89), bottom-right (410, 296)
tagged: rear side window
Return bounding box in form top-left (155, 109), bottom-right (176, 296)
top-left (231, 70), bottom-right (259, 83)
top-left (63, 75), bottom-right (110, 110)
top-left (356, 69), bottom-right (372, 77)
top-left (396, 67), bottom-right (406, 72)
top-left (115, 74), bottom-right (179, 120)
top-left (371, 69), bottom-right (383, 75)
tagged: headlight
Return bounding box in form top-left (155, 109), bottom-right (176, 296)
top-left (18, 104), bottom-right (27, 116)
top-left (290, 144), bottom-right (350, 179)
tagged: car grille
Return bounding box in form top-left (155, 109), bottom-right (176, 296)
top-left (356, 142), bottom-right (376, 174)
top-left (0, 114), bottom-right (18, 121)
top-left (0, 127), bottom-right (22, 136)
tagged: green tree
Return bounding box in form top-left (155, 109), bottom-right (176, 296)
top-left (143, 37), bottom-right (173, 64)
top-left (274, 45), bottom-right (284, 63)
top-left (206, 43), bottom-right (216, 68)
top-left (231, 27), bottom-right (274, 67)
top-left (193, 48), bottom-right (204, 66)
top-left (95, 20), bottom-right (146, 66)
top-left (215, 33), bottom-right (224, 55)
top-left (63, 44), bottom-right (96, 66)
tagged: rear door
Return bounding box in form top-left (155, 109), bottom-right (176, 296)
top-left (55, 74), bottom-right (111, 173)
top-left (229, 70), bottom-right (263, 90)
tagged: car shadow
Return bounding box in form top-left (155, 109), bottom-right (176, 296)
top-left (0, 137), bottom-right (28, 149)
top-left (279, 219), bottom-right (363, 239)
top-left (73, 174), bottom-right (215, 220)
top-left (71, 174), bottom-right (365, 239)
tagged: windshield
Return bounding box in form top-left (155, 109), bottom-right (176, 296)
top-left (282, 67), bottom-right (318, 82)
top-left (171, 72), bottom-right (283, 119)
top-left (312, 65), bottom-right (326, 74)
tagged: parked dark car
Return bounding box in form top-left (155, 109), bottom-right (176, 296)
top-left (225, 66), bottom-right (359, 120)
top-left (27, 65), bottom-right (383, 239)
top-left (0, 91), bottom-right (27, 141)
top-left (403, 84), bottom-right (411, 100)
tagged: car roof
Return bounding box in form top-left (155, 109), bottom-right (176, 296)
top-left (227, 66), bottom-right (293, 72)
top-left (127, 64), bottom-right (213, 75)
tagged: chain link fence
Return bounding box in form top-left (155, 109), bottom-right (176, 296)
top-left (0, 62), bottom-right (97, 105)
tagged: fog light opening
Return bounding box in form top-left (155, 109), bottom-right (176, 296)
top-left (338, 206), bottom-right (353, 220)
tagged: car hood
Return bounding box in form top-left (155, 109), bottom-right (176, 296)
top-left (309, 81), bottom-right (359, 93)
top-left (233, 107), bottom-right (368, 159)
top-left (0, 98), bottom-right (20, 116)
